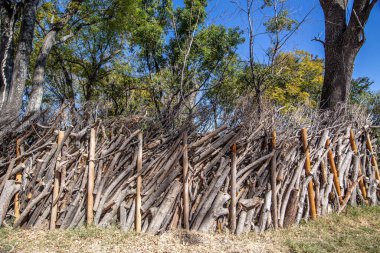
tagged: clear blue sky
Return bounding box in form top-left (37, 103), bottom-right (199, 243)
top-left (180, 0), bottom-right (380, 91)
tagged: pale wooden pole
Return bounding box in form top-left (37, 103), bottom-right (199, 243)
top-left (135, 131), bottom-right (143, 233)
top-left (182, 132), bottom-right (190, 230)
top-left (229, 143), bottom-right (237, 233)
top-left (349, 129), bottom-right (368, 200)
top-left (50, 130), bottom-right (64, 229)
top-left (270, 131), bottom-right (278, 228)
top-left (14, 138), bottom-right (22, 223)
top-left (301, 128), bottom-right (317, 219)
top-left (365, 132), bottom-right (380, 181)
top-left (325, 138), bottom-right (343, 204)
top-left (87, 127), bottom-right (96, 225)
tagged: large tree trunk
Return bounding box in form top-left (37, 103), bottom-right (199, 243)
top-left (1, 0), bottom-right (38, 120)
top-left (27, 0), bottom-right (83, 113)
top-left (0, 1), bottom-right (17, 111)
top-left (27, 30), bottom-right (57, 113)
top-left (319, 0), bottom-right (378, 109)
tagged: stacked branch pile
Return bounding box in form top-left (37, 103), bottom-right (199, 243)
top-left (0, 110), bottom-right (379, 234)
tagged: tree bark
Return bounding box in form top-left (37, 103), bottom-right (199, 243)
top-left (0, 1), bottom-right (16, 110)
top-left (27, 30), bottom-right (57, 113)
top-left (319, 0), bottom-right (378, 109)
top-left (1, 0), bottom-right (38, 119)
top-left (27, 0), bottom-right (83, 113)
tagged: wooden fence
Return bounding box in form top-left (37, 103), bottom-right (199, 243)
top-left (0, 116), bottom-right (379, 234)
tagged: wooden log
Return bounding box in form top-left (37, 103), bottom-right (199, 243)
top-left (270, 131), bottom-right (278, 229)
top-left (135, 131), bottom-right (143, 233)
top-left (259, 189), bottom-right (272, 233)
top-left (0, 180), bottom-right (20, 226)
top-left (87, 128), bottom-right (96, 226)
top-left (0, 159), bottom-right (16, 196)
top-left (283, 188), bottom-right (299, 227)
top-left (198, 192), bottom-right (230, 232)
top-left (50, 130), bottom-right (64, 230)
top-left (14, 138), bottom-right (22, 223)
top-left (229, 143), bottom-right (237, 233)
top-left (349, 129), bottom-right (368, 201)
top-left (279, 160), bottom-right (303, 227)
top-left (365, 132), bottom-right (380, 181)
top-left (182, 132), bottom-right (190, 230)
top-left (325, 139), bottom-right (342, 204)
top-left (191, 160), bottom-right (229, 230)
top-left (301, 128), bottom-right (317, 219)
top-left (147, 180), bottom-right (181, 234)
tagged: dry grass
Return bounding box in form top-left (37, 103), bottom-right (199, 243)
top-left (1, 206), bottom-right (379, 253)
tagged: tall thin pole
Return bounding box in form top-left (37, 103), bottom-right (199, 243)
top-left (87, 127), bottom-right (96, 225)
top-left (135, 131), bottom-right (143, 233)
top-left (182, 132), bottom-right (190, 230)
top-left (270, 131), bottom-right (278, 228)
top-left (230, 143), bottom-right (237, 233)
top-left (50, 130), bottom-right (64, 229)
top-left (14, 138), bottom-right (22, 223)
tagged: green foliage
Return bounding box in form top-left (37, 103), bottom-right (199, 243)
top-left (350, 77), bottom-right (374, 104)
top-left (267, 50), bottom-right (324, 110)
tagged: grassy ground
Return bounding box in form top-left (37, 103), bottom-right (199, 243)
top-left (1, 206), bottom-right (379, 253)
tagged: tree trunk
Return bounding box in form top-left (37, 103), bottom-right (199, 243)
top-left (0, 2), bottom-right (16, 111)
top-left (27, 0), bottom-right (83, 113)
top-left (1, 0), bottom-right (38, 119)
top-left (319, 0), bottom-right (378, 109)
top-left (27, 30), bottom-right (57, 113)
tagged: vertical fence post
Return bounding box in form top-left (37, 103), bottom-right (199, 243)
top-left (50, 130), bottom-right (64, 229)
top-left (182, 132), bottom-right (190, 230)
top-left (87, 127), bottom-right (96, 225)
top-left (365, 132), bottom-right (380, 181)
top-left (135, 131), bottom-right (143, 233)
top-left (349, 129), bottom-right (368, 201)
top-left (325, 138), bottom-right (343, 204)
top-left (301, 128), bottom-right (317, 219)
top-left (230, 143), bottom-right (237, 233)
top-left (270, 131), bottom-right (278, 229)
top-left (14, 138), bottom-right (22, 223)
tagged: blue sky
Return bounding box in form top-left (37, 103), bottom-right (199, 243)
top-left (187, 0), bottom-right (380, 90)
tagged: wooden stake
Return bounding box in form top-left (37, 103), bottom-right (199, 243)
top-left (349, 129), bottom-right (368, 200)
top-left (87, 128), bottom-right (96, 225)
top-left (325, 138), bottom-right (343, 204)
top-left (229, 143), bottom-right (237, 233)
top-left (50, 130), bottom-right (64, 229)
top-left (301, 128), bottom-right (317, 219)
top-left (365, 132), bottom-right (380, 181)
top-left (14, 139), bottom-right (22, 223)
top-left (270, 131), bottom-right (278, 228)
top-left (135, 131), bottom-right (143, 233)
top-left (182, 132), bottom-right (190, 230)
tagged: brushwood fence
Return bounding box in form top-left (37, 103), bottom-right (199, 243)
top-left (0, 116), bottom-right (379, 235)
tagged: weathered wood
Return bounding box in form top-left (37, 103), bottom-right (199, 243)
top-left (147, 180), bottom-right (181, 234)
top-left (325, 138), bottom-right (342, 204)
top-left (14, 138), bottom-right (22, 223)
top-left (50, 130), bottom-right (64, 229)
top-left (366, 132), bottom-right (380, 181)
top-left (301, 128), bottom-right (317, 219)
top-left (229, 143), bottom-right (237, 233)
top-left (182, 132), bottom-right (190, 230)
top-left (349, 129), bottom-right (367, 201)
top-left (0, 180), bottom-right (20, 225)
top-left (87, 128), bottom-right (96, 226)
top-left (270, 131), bottom-right (278, 229)
top-left (135, 131), bottom-right (142, 233)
